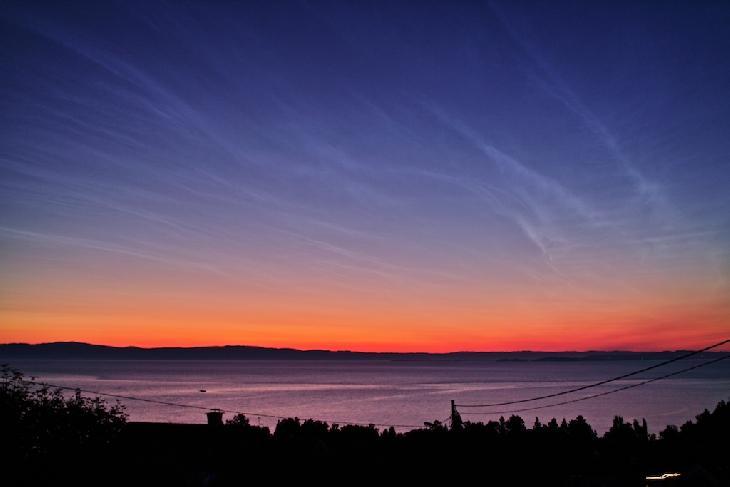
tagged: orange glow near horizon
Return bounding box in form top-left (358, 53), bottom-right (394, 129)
top-left (1, 256), bottom-right (728, 352)
top-left (2, 0), bottom-right (730, 357)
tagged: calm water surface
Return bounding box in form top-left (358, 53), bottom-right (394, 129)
top-left (8, 359), bottom-right (729, 433)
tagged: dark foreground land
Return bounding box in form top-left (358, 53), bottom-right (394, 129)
top-left (2, 367), bottom-right (728, 486)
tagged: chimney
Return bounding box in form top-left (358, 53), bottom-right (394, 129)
top-left (206, 409), bottom-right (224, 426)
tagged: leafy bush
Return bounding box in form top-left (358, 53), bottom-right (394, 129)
top-left (0, 366), bottom-right (127, 485)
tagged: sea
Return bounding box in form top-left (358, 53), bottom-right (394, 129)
top-left (6, 358), bottom-right (729, 433)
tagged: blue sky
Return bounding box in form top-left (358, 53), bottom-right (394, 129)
top-left (1, 1), bottom-right (729, 350)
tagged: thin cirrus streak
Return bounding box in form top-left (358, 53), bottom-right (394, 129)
top-left (1, 1), bottom-right (729, 351)
top-left (487, 0), bottom-right (665, 212)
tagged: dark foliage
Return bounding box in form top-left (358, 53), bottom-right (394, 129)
top-left (2, 366), bottom-right (727, 486)
top-left (0, 366), bottom-right (127, 486)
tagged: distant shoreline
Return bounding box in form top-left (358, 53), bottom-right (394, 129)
top-left (0, 341), bottom-right (724, 362)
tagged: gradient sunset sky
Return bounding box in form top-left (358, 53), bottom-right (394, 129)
top-left (1, 1), bottom-right (729, 351)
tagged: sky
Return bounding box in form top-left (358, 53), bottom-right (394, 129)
top-left (1, 1), bottom-right (729, 352)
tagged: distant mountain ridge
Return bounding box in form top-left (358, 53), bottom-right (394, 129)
top-left (0, 342), bottom-right (717, 362)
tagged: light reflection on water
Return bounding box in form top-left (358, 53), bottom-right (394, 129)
top-left (9, 359), bottom-right (729, 433)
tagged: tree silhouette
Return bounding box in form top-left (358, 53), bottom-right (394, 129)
top-left (3, 364), bottom-right (729, 486)
top-left (1, 366), bottom-right (127, 485)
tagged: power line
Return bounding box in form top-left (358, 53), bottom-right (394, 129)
top-left (455, 338), bottom-right (729, 408)
top-left (10, 337), bottom-right (728, 429)
top-left (461, 353), bottom-right (729, 416)
top-left (17, 379), bottom-right (424, 429)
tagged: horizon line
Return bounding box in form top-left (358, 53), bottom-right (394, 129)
top-left (1, 340), bottom-right (721, 355)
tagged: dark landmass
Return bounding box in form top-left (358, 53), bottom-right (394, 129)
top-left (0, 341), bottom-right (720, 362)
top-left (2, 365), bottom-right (728, 486)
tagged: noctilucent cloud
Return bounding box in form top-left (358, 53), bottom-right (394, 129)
top-left (1, 1), bottom-right (729, 351)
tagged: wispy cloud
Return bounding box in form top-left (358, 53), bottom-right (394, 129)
top-left (487, 1), bottom-right (669, 214)
top-left (0, 226), bottom-right (226, 276)
top-left (421, 103), bottom-right (598, 267)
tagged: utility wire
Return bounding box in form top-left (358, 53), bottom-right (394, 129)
top-left (16, 379), bottom-right (424, 429)
top-left (455, 338), bottom-right (729, 408)
top-left (461, 353), bottom-right (729, 416)
top-left (9, 338), bottom-right (727, 428)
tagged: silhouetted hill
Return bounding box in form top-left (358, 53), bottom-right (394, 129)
top-left (0, 342), bottom-right (719, 362)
